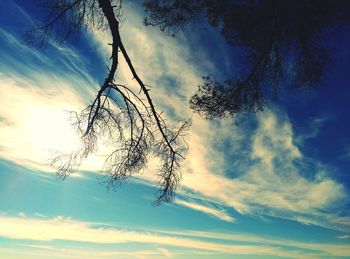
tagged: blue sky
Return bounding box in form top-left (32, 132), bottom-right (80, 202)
top-left (0, 1), bottom-right (350, 258)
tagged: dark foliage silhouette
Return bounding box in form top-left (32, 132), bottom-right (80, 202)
top-left (144, 0), bottom-right (350, 119)
top-left (26, 0), bottom-right (190, 205)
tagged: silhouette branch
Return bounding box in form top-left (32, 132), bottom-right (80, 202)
top-left (26, 0), bottom-right (190, 204)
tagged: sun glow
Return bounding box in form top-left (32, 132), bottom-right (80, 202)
top-left (0, 78), bottom-right (84, 171)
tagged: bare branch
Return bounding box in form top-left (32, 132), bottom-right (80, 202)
top-left (29, 0), bottom-right (190, 204)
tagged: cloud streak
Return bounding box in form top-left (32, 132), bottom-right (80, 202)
top-left (1, 215), bottom-right (349, 258)
top-left (175, 198), bottom-right (235, 222)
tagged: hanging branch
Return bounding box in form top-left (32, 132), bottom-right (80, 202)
top-left (26, 0), bottom-right (190, 204)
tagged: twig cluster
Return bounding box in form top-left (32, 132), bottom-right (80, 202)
top-left (27, 0), bottom-right (190, 204)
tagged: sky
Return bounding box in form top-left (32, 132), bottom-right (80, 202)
top-left (0, 1), bottom-right (350, 258)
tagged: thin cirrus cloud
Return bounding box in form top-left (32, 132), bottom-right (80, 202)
top-left (337, 235), bottom-right (350, 239)
top-left (0, 214), bottom-right (349, 258)
top-left (175, 198), bottom-right (235, 223)
top-left (0, 245), bottom-right (175, 259)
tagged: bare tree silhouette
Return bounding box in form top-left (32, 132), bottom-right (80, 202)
top-left (26, 0), bottom-right (190, 205)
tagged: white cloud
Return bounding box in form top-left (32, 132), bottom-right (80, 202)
top-left (178, 110), bottom-right (347, 229)
top-left (0, 77), bottom-right (85, 171)
top-left (0, 25), bottom-right (108, 174)
top-left (337, 235), bottom-right (350, 239)
top-left (0, 215), bottom-right (285, 256)
top-left (18, 212), bottom-right (26, 218)
top-left (175, 198), bottom-right (235, 222)
top-left (0, 245), bottom-right (174, 259)
top-left (163, 229), bottom-right (350, 257)
top-left (0, 215), bottom-right (349, 258)
top-left (245, 111), bottom-right (345, 212)
top-left (157, 248), bottom-right (173, 258)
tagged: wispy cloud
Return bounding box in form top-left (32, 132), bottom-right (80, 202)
top-left (0, 245), bottom-right (175, 259)
top-left (163, 229), bottom-right (350, 257)
top-left (0, 215), bottom-right (349, 258)
top-left (175, 198), bottom-right (235, 222)
top-left (337, 235), bottom-right (350, 239)
top-left (0, 77), bottom-right (85, 171)
top-left (178, 110), bottom-right (348, 229)
top-left (0, 19), bottom-right (103, 173)
top-left (339, 146), bottom-right (350, 161)
top-left (295, 115), bottom-right (331, 143)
